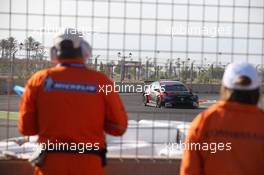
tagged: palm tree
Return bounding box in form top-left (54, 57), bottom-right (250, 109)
top-left (0, 37), bottom-right (17, 59)
top-left (0, 39), bottom-right (8, 59)
top-left (24, 36), bottom-right (36, 60)
top-left (36, 45), bottom-right (46, 60)
top-left (7, 37), bottom-right (17, 60)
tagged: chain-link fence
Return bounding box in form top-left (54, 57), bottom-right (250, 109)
top-left (0, 0), bottom-right (263, 165)
top-left (0, 0), bottom-right (263, 83)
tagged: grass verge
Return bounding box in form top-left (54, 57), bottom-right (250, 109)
top-left (0, 111), bottom-right (18, 120)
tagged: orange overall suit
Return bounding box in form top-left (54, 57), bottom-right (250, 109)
top-left (18, 58), bottom-right (128, 175)
top-left (180, 101), bottom-right (264, 175)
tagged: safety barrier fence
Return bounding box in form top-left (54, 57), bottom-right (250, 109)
top-left (0, 110), bottom-right (191, 159)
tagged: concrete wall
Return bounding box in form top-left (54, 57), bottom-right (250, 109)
top-left (0, 158), bottom-right (181, 175)
top-left (188, 84), bottom-right (221, 94)
top-left (3, 79), bottom-right (263, 95)
top-left (111, 82), bottom-right (221, 94)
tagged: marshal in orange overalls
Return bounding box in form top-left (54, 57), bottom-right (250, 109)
top-left (18, 58), bottom-right (128, 175)
top-left (180, 101), bottom-right (264, 175)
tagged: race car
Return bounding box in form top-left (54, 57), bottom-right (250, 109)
top-left (143, 80), bottom-right (199, 108)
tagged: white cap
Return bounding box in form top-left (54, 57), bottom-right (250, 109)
top-left (222, 62), bottom-right (261, 90)
top-left (54, 28), bottom-right (84, 49)
top-left (52, 28), bottom-right (92, 59)
top-left (81, 40), bottom-right (92, 59)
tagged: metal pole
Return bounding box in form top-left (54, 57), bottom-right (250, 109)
top-left (138, 60), bottom-right (141, 80)
top-left (146, 60), bottom-right (149, 80)
top-left (190, 61), bottom-right (194, 89)
top-left (95, 58), bottom-right (98, 71)
top-left (121, 56), bottom-right (125, 82)
top-left (169, 60), bottom-right (172, 77)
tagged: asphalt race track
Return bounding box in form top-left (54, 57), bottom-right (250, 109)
top-left (0, 93), bottom-right (219, 140)
top-left (123, 93), bottom-right (218, 122)
top-left (0, 93), bottom-right (219, 120)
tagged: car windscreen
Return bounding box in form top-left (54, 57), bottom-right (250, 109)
top-left (162, 84), bottom-right (188, 92)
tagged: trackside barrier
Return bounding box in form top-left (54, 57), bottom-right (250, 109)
top-left (3, 79), bottom-right (264, 94)
top-left (0, 79), bottom-right (223, 94)
top-left (0, 158), bottom-right (181, 175)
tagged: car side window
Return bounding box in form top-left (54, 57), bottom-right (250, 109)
top-left (156, 82), bottom-right (161, 90)
top-left (153, 82), bottom-right (158, 90)
top-left (150, 83), bottom-right (154, 89)
top-left (160, 84), bottom-right (165, 92)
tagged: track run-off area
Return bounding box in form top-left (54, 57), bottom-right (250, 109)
top-left (0, 93), bottom-right (218, 140)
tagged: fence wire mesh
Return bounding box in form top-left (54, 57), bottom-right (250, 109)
top-left (0, 0), bottom-right (263, 161)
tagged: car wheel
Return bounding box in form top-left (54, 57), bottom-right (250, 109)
top-left (192, 101), bottom-right (199, 109)
top-left (143, 95), bottom-right (148, 106)
top-left (156, 97), bottom-right (162, 108)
